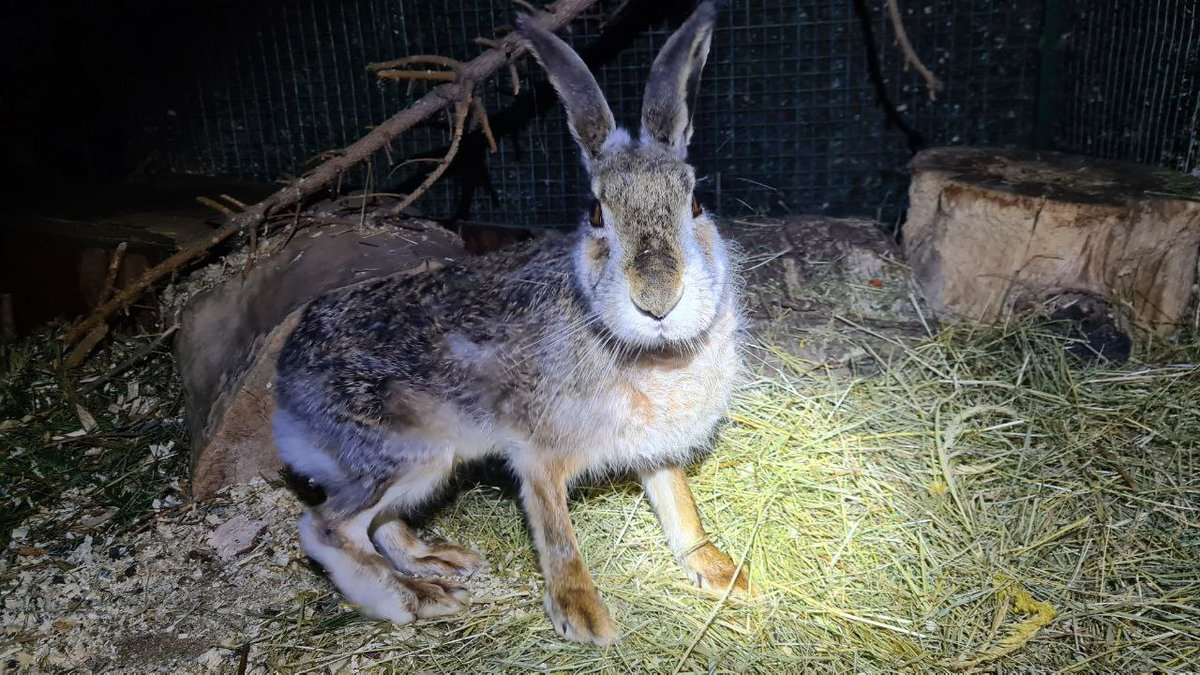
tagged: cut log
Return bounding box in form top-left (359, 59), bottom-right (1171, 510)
top-left (178, 221), bottom-right (464, 499)
top-left (904, 147), bottom-right (1200, 336)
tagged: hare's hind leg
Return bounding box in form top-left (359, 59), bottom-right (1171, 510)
top-left (371, 518), bottom-right (486, 578)
top-left (297, 457), bottom-right (469, 624)
top-left (369, 461), bottom-right (487, 578)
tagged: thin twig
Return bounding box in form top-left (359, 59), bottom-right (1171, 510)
top-left (471, 96), bottom-right (499, 153)
top-left (196, 196), bottom-right (236, 217)
top-left (278, 203), bottom-right (304, 254)
top-left (218, 194), bottom-right (248, 209)
top-left (97, 242), bottom-right (128, 307)
top-left (386, 157), bottom-right (444, 180)
top-left (366, 55), bottom-right (461, 72)
top-left (392, 93), bottom-right (473, 215)
top-left (850, 0), bottom-right (924, 154)
top-left (78, 324), bottom-right (180, 397)
top-left (884, 0), bottom-right (943, 100)
top-left (375, 70), bottom-right (458, 83)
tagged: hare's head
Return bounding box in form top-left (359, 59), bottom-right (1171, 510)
top-left (520, 2), bottom-right (730, 348)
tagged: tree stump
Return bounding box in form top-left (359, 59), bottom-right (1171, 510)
top-left (904, 147), bottom-right (1200, 336)
top-left (177, 222), bottom-right (464, 499)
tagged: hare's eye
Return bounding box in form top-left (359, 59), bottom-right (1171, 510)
top-left (590, 200), bottom-right (604, 228)
top-left (691, 194), bottom-right (703, 218)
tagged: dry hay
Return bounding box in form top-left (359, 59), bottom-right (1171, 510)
top-left (3, 320), bottom-right (1199, 673)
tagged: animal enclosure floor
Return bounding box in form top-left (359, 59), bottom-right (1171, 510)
top-left (3, 316), bottom-right (1199, 673)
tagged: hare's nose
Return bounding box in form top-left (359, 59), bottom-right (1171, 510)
top-left (631, 285), bottom-right (683, 320)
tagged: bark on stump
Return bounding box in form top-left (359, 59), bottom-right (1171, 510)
top-left (905, 147), bottom-right (1200, 336)
top-left (178, 223), bottom-right (464, 499)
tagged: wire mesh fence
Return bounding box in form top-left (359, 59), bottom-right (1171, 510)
top-left (155, 0), bottom-right (1194, 228)
top-left (1054, 0), bottom-right (1200, 174)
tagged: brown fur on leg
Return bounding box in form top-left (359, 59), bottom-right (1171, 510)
top-left (299, 509), bottom-right (469, 624)
top-left (517, 458), bottom-right (617, 646)
top-left (371, 518), bottom-right (487, 578)
top-left (641, 465), bottom-right (752, 597)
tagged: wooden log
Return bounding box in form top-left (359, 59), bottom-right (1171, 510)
top-left (179, 221), bottom-right (464, 499)
top-left (904, 147), bottom-right (1200, 336)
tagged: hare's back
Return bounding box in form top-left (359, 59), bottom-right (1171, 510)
top-left (274, 233), bottom-right (574, 424)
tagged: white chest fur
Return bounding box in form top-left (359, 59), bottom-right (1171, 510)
top-left (446, 309), bottom-right (742, 474)
top-left (541, 323), bottom-right (740, 474)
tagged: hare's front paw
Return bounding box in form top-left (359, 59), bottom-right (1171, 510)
top-left (544, 581), bottom-right (617, 646)
top-left (684, 543), bottom-right (754, 598)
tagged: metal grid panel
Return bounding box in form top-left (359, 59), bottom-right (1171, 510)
top-left (165, 0), bottom-right (1044, 227)
top-left (1055, 0), bottom-right (1200, 173)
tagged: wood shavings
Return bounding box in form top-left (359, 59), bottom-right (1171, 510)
top-left (1, 482), bottom-right (320, 673)
top-left (208, 516), bottom-right (267, 559)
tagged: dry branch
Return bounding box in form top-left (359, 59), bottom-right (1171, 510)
top-left (376, 70), bottom-right (458, 83)
top-left (884, 0), bottom-right (943, 100)
top-left (218, 194), bottom-right (248, 209)
top-left (472, 38), bottom-right (521, 94)
top-left (196, 196), bottom-right (236, 217)
top-left (392, 95), bottom-right (473, 215)
top-left (98, 242), bottom-right (128, 307)
top-left (472, 96), bottom-right (499, 153)
top-left (366, 55), bottom-right (462, 72)
top-left (64, 221), bottom-right (246, 345)
top-left (63, 325), bottom-right (109, 370)
top-left (78, 324), bottom-right (180, 396)
top-left (61, 0), bottom-right (602, 347)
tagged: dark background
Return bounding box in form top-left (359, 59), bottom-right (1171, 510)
top-left (1, 0), bottom-right (1197, 227)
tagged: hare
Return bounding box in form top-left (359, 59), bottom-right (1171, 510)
top-left (272, 0), bottom-right (748, 646)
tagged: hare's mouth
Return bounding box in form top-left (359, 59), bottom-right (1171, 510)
top-left (603, 289), bottom-right (718, 349)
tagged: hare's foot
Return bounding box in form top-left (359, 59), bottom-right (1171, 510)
top-left (544, 561), bottom-right (617, 646)
top-left (640, 465), bottom-right (754, 598)
top-left (372, 519), bottom-right (487, 577)
top-left (299, 512), bottom-right (469, 623)
top-left (400, 575), bottom-right (470, 619)
top-left (516, 459), bottom-right (617, 646)
top-left (682, 542), bottom-right (753, 598)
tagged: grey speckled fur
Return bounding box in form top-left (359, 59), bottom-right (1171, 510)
top-left (276, 233), bottom-right (599, 513)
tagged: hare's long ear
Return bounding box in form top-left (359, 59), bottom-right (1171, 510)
top-left (518, 16), bottom-right (615, 165)
top-left (640, 1), bottom-right (717, 157)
